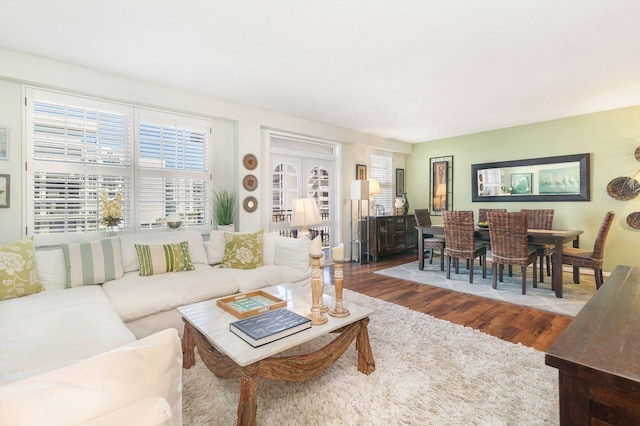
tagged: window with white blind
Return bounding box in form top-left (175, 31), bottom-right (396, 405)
top-left (25, 88), bottom-right (211, 235)
top-left (369, 153), bottom-right (393, 215)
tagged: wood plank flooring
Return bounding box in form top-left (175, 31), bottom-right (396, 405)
top-left (325, 252), bottom-right (576, 352)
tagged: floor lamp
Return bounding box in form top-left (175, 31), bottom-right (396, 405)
top-left (291, 198), bottom-right (321, 238)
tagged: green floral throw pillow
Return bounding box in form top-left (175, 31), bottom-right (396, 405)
top-left (0, 237), bottom-right (43, 300)
top-left (220, 230), bottom-right (264, 269)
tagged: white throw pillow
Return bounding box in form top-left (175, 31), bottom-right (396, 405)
top-left (0, 329), bottom-right (182, 426)
top-left (34, 248), bottom-right (66, 290)
top-left (262, 232), bottom-right (278, 265)
top-left (205, 230), bottom-right (226, 265)
top-left (61, 237), bottom-right (124, 287)
top-left (274, 236), bottom-right (311, 272)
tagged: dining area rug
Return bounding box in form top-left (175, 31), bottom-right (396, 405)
top-left (375, 260), bottom-right (596, 316)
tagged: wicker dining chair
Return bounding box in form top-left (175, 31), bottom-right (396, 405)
top-left (487, 211), bottom-right (538, 294)
top-left (560, 211), bottom-right (615, 289)
top-left (414, 209), bottom-right (445, 270)
top-left (478, 208), bottom-right (507, 223)
top-left (521, 209), bottom-right (554, 282)
top-left (442, 210), bottom-right (486, 283)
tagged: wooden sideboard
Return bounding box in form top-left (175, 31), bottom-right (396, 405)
top-left (366, 215), bottom-right (417, 262)
top-left (545, 265), bottom-right (640, 425)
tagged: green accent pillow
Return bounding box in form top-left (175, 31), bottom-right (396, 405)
top-left (0, 237), bottom-right (43, 300)
top-left (220, 230), bottom-right (264, 269)
top-left (135, 241), bottom-right (195, 276)
top-left (61, 237), bottom-right (124, 287)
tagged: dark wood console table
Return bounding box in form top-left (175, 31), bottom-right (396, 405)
top-left (545, 265), bottom-right (640, 425)
top-left (367, 215), bottom-right (417, 262)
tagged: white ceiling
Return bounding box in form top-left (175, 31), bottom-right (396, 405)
top-left (1, 0), bottom-right (640, 143)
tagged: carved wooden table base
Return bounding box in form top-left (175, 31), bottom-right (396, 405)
top-left (182, 317), bottom-right (375, 426)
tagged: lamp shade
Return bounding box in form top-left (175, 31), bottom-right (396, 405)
top-left (367, 178), bottom-right (381, 195)
top-left (291, 198), bottom-right (321, 227)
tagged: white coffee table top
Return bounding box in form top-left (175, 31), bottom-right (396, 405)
top-left (178, 282), bottom-right (373, 366)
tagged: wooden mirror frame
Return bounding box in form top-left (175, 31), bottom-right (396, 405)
top-left (471, 153), bottom-right (591, 202)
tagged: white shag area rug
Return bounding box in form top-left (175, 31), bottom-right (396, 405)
top-left (183, 289), bottom-right (558, 425)
top-left (375, 260), bottom-right (595, 317)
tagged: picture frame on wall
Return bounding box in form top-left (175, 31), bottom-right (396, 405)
top-left (0, 174), bottom-right (10, 208)
top-left (355, 164), bottom-right (367, 180)
top-left (0, 127), bottom-right (8, 160)
top-left (432, 161), bottom-right (448, 212)
top-left (395, 168), bottom-right (405, 197)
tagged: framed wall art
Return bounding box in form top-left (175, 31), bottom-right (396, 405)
top-left (429, 156), bottom-right (453, 215)
top-left (395, 168), bottom-right (405, 197)
top-left (0, 127), bottom-right (8, 160)
top-left (0, 174), bottom-right (9, 208)
top-left (355, 164), bottom-right (367, 180)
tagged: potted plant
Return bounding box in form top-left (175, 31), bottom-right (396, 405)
top-left (213, 187), bottom-right (237, 231)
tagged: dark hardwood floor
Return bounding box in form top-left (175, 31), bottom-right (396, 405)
top-left (324, 252), bottom-right (575, 352)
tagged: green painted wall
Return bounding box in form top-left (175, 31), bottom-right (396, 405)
top-left (406, 105), bottom-right (640, 274)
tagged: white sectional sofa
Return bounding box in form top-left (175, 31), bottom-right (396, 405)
top-left (0, 229), bottom-right (311, 425)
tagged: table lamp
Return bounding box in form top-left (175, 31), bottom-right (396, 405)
top-left (291, 198), bottom-right (321, 238)
top-left (166, 212), bottom-right (182, 229)
top-left (367, 178), bottom-right (381, 216)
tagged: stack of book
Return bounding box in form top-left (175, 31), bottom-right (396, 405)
top-left (229, 308), bottom-right (312, 347)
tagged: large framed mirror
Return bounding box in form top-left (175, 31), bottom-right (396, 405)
top-left (471, 153), bottom-right (590, 202)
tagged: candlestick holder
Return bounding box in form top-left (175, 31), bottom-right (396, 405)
top-left (309, 254), bottom-right (328, 325)
top-left (329, 259), bottom-right (350, 317)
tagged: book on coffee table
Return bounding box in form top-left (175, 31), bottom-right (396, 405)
top-left (229, 308), bottom-right (312, 347)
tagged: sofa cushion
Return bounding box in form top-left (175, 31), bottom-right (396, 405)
top-left (0, 237), bottom-right (43, 300)
top-left (82, 397), bottom-right (173, 426)
top-left (0, 329), bottom-right (182, 426)
top-left (120, 230), bottom-right (208, 273)
top-left (61, 237), bottom-right (124, 287)
top-left (274, 236), bottom-right (311, 272)
top-left (135, 241), bottom-right (194, 276)
top-left (220, 264), bottom-right (311, 293)
top-left (101, 264), bottom-right (239, 323)
top-left (220, 230), bottom-right (263, 269)
top-left (0, 286), bottom-right (136, 386)
top-left (34, 248), bottom-right (66, 290)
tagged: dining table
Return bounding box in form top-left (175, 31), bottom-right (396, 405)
top-left (416, 224), bottom-right (584, 298)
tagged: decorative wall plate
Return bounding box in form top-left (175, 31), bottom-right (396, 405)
top-left (242, 174), bottom-right (258, 191)
top-left (243, 153), bottom-right (258, 170)
top-left (635, 146), bottom-right (640, 162)
top-left (243, 196), bottom-right (258, 213)
top-left (606, 176), bottom-right (640, 200)
top-left (627, 212), bottom-right (640, 229)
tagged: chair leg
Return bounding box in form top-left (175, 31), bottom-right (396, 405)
top-left (481, 255), bottom-right (486, 278)
top-left (546, 256), bottom-right (551, 276)
top-left (446, 256), bottom-right (451, 279)
top-left (428, 248), bottom-right (434, 264)
top-left (469, 259), bottom-right (474, 283)
top-left (595, 268), bottom-right (602, 289)
top-left (573, 266), bottom-right (580, 284)
top-left (439, 247), bottom-right (445, 271)
top-left (508, 265), bottom-right (513, 277)
top-left (499, 264), bottom-right (504, 282)
top-left (521, 266), bottom-right (527, 295)
top-left (492, 262), bottom-right (498, 289)
top-left (539, 254), bottom-right (544, 283)
top-left (455, 258), bottom-right (459, 274)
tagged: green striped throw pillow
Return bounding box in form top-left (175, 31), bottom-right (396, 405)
top-left (61, 237), bottom-right (124, 287)
top-left (135, 241), bottom-right (195, 276)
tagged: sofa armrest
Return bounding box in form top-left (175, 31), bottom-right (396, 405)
top-left (81, 397), bottom-right (173, 426)
top-left (0, 329), bottom-right (182, 426)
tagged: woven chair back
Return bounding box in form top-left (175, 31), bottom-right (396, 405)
top-left (487, 211), bottom-right (530, 264)
top-left (478, 208), bottom-right (506, 223)
top-left (414, 209), bottom-right (433, 227)
top-left (592, 211), bottom-right (615, 260)
top-left (521, 209), bottom-right (554, 230)
top-left (442, 210), bottom-right (476, 254)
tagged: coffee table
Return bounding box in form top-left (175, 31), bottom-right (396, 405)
top-left (178, 283), bottom-right (375, 426)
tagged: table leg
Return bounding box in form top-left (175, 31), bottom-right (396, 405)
top-left (552, 240), bottom-right (564, 298)
top-left (356, 317), bottom-right (375, 374)
top-left (572, 235), bottom-right (580, 284)
top-left (237, 364), bottom-right (258, 426)
top-left (418, 230), bottom-right (425, 270)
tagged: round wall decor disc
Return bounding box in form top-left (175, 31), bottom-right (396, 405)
top-left (243, 153), bottom-right (258, 170)
top-left (635, 146), bottom-right (640, 162)
top-left (606, 176), bottom-right (640, 200)
top-left (242, 174), bottom-right (258, 191)
top-left (243, 196), bottom-right (258, 213)
top-left (627, 212), bottom-right (640, 229)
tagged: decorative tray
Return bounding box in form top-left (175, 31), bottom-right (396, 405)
top-left (217, 290), bottom-right (287, 319)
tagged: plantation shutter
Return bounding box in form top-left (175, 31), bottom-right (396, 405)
top-left (27, 89), bottom-right (132, 234)
top-left (136, 110), bottom-right (210, 229)
top-left (370, 153), bottom-right (393, 215)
